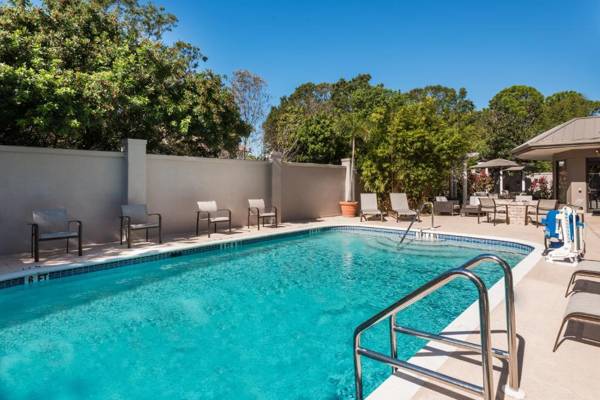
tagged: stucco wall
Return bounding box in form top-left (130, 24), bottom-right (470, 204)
top-left (553, 149), bottom-right (600, 211)
top-left (0, 146), bottom-right (126, 254)
top-left (0, 144), bottom-right (346, 255)
top-left (146, 155), bottom-right (271, 234)
top-left (280, 162), bottom-right (345, 221)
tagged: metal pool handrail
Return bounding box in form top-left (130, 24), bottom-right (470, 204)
top-left (352, 254), bottom-right (521, 400)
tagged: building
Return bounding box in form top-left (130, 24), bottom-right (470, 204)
top-left (512, 116), bottom-right (600, 213)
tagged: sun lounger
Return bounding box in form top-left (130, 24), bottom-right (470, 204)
top-left (553, 291), bottom-right (600, 351)
top-left (389, 193), bottom-right (418, 222)
top-left (359, 193), bottom-right (383, 222)
top-left (565, 260), bottom-right (600, 297)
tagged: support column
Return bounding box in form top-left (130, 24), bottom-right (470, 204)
top-left (270, 151), bottom-right (283, 223)
top-left (122, 138), bottom-right (147, 205)
top-left (341, 158), bottom-right (355, 202)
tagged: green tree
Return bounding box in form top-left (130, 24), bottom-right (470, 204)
top-left (0, 0), bottom-right (250, 156)
top-left (481, 85), bottom-right (544, 159)
top-left (541, 91), bottom-right (600, 130)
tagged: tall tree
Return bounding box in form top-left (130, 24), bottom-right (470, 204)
top-left (230, 70), bottom-right (270, 158)
top-left (541, 91), bottom-right (600, 130)
top-left (481, 85), bottom-right (544, 159)
top-left (0, 0), bottom-right (250, 156)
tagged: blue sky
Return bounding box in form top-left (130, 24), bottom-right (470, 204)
top-left (161, 0), bottom-right (600, 109)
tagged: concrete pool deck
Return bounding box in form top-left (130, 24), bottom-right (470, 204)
top-left (1, 214), bottom-right (600, 399)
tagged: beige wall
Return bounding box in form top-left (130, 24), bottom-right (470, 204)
top-left (281, 161), bottom-right (345, 221)
top-left (0, 145), bottom-right (346, 255)
top-left (0, 146), bottom-right (126, 254)
top-left (553, 149), bottom-right (599, 211)
top-left (146, 155), bottom-right (271, 234)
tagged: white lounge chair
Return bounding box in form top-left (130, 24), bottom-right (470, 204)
top-left (120, 204), bottom-right (162, 248)
top-left (248, 199), bottom-right (278, 230)
top-left (360, 193), bottom-right (383, 222)
top-left (196, 201), bottom-right (231, 237)
top-left (390, 193), bottom-right (418, 222)
top-left (29, 208), bottom-right (82, 262)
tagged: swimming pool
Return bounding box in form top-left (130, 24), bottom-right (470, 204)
top-left (0, 227), bottom-right (531, 399)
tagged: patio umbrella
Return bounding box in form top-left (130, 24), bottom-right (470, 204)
top-left (473, 159), bottom-right (520, 194)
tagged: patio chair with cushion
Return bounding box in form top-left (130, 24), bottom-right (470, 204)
top-left (360, 193), bottom-right (383, 222)
top-left (433, 196), bottom-right (460, 216)
top-left (479, 197), bottom-right (509, 226)
top-left (29, 208), bottom-right (82, 262)
top-left (248, 199), bottom-right (278, 230)
top-left (389, 193), bottom-right (419, 222)
top-left (461, 196), bottom-right (484, 224)
top-left (196, 201), bottom-right (231, 237)
top-left (120, 204), bottom-right (162, 248)
top-left (527, 199), bottom-right (558, 226)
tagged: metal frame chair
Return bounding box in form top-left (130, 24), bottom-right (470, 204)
top-left (120, 204), bottom-right (162, 248)
top-left (433, 196), bottom-right (460, 216)
top-left (247, 199), bottom-right (278, 230)
top-left (479, 197), bottom-right (509, 226)
top-left (527, 199), bottom-right (558, 226)
top-left (196, 201), bottom-right (231, 237)
top-left (389, 193), bottom-right (419, 222)
top-left (29, 208), bottom-right (82, 262)
top-left (359, 193), bottom-right (383, 222)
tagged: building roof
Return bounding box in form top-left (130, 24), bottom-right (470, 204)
top-left (512, 116), bottom-right (600, 160)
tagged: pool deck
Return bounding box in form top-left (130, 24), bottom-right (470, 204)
top-left (1, 214), bottom-right (600, 399)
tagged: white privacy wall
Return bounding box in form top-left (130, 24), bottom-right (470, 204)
top-left (0, 146), bottom-right (126, 254)
top-left (0, 142), bottom-right (347, 255)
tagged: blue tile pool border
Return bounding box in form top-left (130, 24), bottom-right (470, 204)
top-left (0, 225), bottom-right (534, 290)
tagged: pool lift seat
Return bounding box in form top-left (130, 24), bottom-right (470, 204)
top-left (542, 205), bottom-right (585, 265)
top-left (352, 254), bottom-right (524, 400)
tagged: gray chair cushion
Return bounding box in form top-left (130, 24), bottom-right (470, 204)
top-left (121, 204), bottom-right (148, 224)
top-left (259, 212), bottom-right (277, 217)
top-left (210, 216), bottom-right (231, 222)
top-left (130, 223), bottom-right (159, 230)
top-left (33, 208), bottom-right (68, 234)
top-left (39, 231), bottom-right (79, 240)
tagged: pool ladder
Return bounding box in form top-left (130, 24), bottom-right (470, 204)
top-left (353, 254), bottom-right (525, 400)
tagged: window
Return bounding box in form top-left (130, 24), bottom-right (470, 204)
top-left (555, 160), bottom-right (567, 204)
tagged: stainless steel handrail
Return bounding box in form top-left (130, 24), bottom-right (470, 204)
top-left (353, 254), bottom-right (520, 400)
top-left (398, 202), bottom-right (435, 246)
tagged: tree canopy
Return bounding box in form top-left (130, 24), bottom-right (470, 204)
top-left (0, 0), bottom-right (250, 156)
top-left (265, 78), bottom-right (598, 203)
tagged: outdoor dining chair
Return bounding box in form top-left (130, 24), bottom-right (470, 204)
top-left (479, 197), bottom-right (509, 226)
top-left (196, 201), bottom-right (231, 237)
top-left (120, 204), bottom-right (162, 248)
top-left (433, 196), bottom-right (460, 216)
top-left (527, 199), bottom-right (558, 226)
top-left (247, 199), bottom-right (278, 230)
top-left (29, 208), bottom-right (82, 262)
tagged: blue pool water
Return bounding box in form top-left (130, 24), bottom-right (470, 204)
top-left (0, 229), bottom-right (529, 399)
